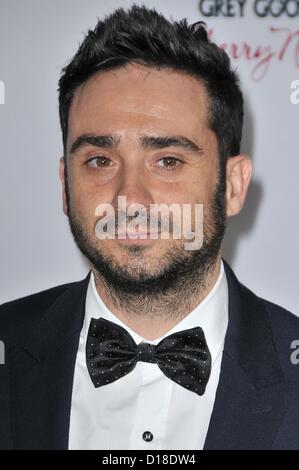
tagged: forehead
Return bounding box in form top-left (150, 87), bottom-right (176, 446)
top-left (67, 63), bottom-right (210, 146)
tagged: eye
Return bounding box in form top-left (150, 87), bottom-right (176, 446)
top-left (86, 156), bottom-right (112, 168)
top-left (156, 156), bottom-right (183, 170)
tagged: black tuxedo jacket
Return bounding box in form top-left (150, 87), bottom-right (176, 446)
top-left (0, 259), bottom-right (299, 450)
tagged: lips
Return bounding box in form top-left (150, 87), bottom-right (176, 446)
top-left (117, 230), bottom-right (160, 238)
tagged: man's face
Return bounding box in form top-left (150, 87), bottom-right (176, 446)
top-left (60, 63), bottom-right (226, 294)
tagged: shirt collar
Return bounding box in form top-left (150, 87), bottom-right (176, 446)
top-left (83, 259), bottom-right (228, 365)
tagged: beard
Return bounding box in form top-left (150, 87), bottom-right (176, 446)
top-left (64, 161), bottom-right (227, 299)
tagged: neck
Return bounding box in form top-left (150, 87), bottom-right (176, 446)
top-left (92, 254), bottom-right (222, 341)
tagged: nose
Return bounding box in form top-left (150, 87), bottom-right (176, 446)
top-left (111, 163), bottom-right (154, 211)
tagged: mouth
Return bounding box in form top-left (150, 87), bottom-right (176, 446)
top-left (116, 230), bottom-right (161, 243)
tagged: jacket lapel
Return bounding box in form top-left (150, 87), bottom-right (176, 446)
top-left (9, 272), bottom-right (91, 449)
top-left (204, 259), bottom-right (286, 449)
top-left (7, 260), bottom-right (287, 449)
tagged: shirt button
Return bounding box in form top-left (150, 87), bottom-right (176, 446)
top-left (142, 431), bottom-right (153, 442)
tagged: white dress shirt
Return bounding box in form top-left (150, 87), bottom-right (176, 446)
top-left (68, 260), bottom-right (228, 450)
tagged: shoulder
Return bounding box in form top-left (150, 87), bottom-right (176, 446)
top-left (224, 258), bottom-right (298, 332)
top-left (223, 258), bottom-right (299, 378)
top-left (261, 296), bottom-right (299, 328)
top-left (240, 277), bottom-right (299, 345)
top-left (246, 286), bottom-right (299, 377)
top-left (260, 296), bottom-right (299, 351)
top-left (0, 278), bottom-right (86, 343)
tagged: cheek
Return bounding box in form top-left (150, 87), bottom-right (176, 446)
top-left (168, 168), bottom-right (218, 206)
top-left (198, 162), bottom-right (219, 204)
top-left (68, 168), bottom-right (114, 214)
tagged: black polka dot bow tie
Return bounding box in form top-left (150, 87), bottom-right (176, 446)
top-left (86, 317), bottom-right (212, 396)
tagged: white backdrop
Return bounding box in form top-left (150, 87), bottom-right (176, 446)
top-left (0, 0), bottom-right (298, 314)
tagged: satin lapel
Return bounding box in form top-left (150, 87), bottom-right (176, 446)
top-left (204, 260), bottom-right (286, 450)
top-left (9, 272), bottom-right (90, 449)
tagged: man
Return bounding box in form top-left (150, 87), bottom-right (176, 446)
top-left (0, 4), bottom-right (298, 450)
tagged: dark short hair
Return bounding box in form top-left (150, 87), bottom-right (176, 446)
top-left (58, 3), bottom-right (243, 166)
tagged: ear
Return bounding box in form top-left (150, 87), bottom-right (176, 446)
top-left (59, 157), bottom-right (68, 216)
top-left (226, 154), bottom-right (253, 217)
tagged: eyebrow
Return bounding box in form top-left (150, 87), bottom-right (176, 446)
top-left (69, 134), bottom-right (203, 156)
top-left (70, 134), bottom-right (120, 154)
